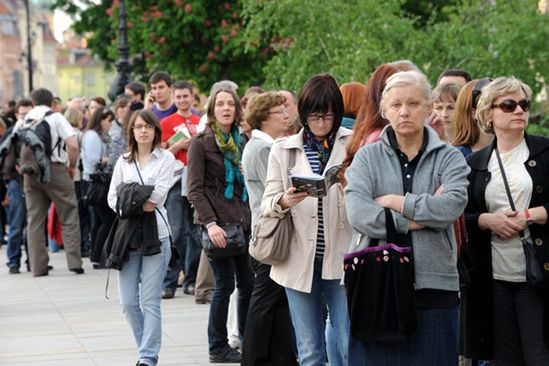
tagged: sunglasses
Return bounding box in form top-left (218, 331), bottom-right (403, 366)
top-left (491, 98), bottom-right (531, 113)
top-left (472, 77), bottom-right (493, 109)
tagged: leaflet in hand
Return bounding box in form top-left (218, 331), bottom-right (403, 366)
top-left (290, 165), bottom-right (341, 198)
top-left (168, 124), bottom-right (191, 145)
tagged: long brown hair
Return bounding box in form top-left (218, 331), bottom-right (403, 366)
top-left (341, 64), bottom-right (398, 176)
top-left (86, 106), bottom-right (114, 133)
top-left (125, 109), bottom-right (162, 163)
top-left (452, 80), bottom-right (478, 147)
top-left (340, 82), bottom-right (366, 117)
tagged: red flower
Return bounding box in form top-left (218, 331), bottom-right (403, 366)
top-left (106, 7), bottom-right (113, 17)
top-left (159, 36), bottom-right (166, 44)
top-left (200, 65), bottom-right (207, 73)
top-left (224, 2), bottom-right (231, 10)
top-left (204, 19), bottom-right (212, 28)
top-left (221, 19), bottom-right (228, 28)
top-left (185, 4), bottom-right (192, 13)
top-left (208, 52), bottom-right (215, 60)
top-left (141, 15), bottom-right (149, 23)
top-left (221, 35), bottom-right (229, 43)
top-left (214, 45), bottom-right (220, 52)
top-left (149, 34), bottom-right (157, 42)
top-left (127, 21), bottom-right (134, 28)
top-left (232, 12), bottom-right (238, 19)
top-left (145, 52), bottom-right (153, 60)
top-left (174, 0), bottom-right (183, 7)
top-left (230, 29), bottom-right (237, 37)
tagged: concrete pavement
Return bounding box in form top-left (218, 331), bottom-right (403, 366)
top-left (0, 246), bottom-right (236, 366)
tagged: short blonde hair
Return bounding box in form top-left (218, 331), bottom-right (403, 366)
top-left (245, 92), bottom-right (286, 130)
top-left (380, 71), bottom-right (432, 119)
top-left (64, 107), bottom-right (83, 128)
top-left (475, 76), bottom-right (532, 134)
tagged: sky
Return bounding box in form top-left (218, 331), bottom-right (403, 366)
top-left (53, 9), bottom-right (72, 43)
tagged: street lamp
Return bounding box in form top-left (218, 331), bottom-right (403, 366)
top-left (108, 0), bottom-right (131, 102)
top-left (23, 0), bottom-right (33, 92)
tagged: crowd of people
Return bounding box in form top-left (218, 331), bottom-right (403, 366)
top-left (0, 62), bottom-right (548, 366)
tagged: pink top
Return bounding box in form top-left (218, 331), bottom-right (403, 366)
top-left (362, 128), bottom-right (382, 145)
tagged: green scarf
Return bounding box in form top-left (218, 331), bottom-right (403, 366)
top-left (211, 123), bottom-right (248, 202)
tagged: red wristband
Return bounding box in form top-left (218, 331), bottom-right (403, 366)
top-left (524, 208), bottom-right (533, 225)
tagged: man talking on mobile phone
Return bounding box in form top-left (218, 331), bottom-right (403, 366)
top-left (146, 71), bottom-right (177, 120)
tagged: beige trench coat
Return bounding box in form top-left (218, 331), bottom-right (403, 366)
top-left (261, 128), bottom-right (353, 293)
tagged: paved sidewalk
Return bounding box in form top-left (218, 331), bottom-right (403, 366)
top-left (0, 247), bottom-right (235, 366)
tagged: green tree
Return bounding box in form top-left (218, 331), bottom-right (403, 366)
top-left (51, 0), bottom-right (271, 92)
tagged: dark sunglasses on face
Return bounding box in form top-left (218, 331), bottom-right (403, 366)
top-left (491, 98), bottom-right (531, 113)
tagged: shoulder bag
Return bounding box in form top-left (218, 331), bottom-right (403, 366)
top-left (85, 162), bottom-right (111, 206)
top-left (494, 147), bottom-right (543, 286)
top-left (202, 223), bottom-right (247, 259)
top-left (248, 149), bottom-right (296, 265)
top-left (344, 208), bottom-right (417, 342)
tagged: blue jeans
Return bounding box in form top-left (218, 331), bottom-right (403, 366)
top-left (208, 251), bottom-right (254, 353)
top-left (118, 238), bottom-right (170, 366)
top-left (163, 185), bottom-right (201, 290)
top-left (6, 179), bottom-right (27, 269)
top-left (285, 258), bottom-right (350, 366)
top-left (348, 306), bottom-right (459, 366)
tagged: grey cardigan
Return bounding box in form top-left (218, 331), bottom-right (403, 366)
top-left (242, 132), bottom-right (273, 233)
top-left (344, 125), bottom-right (470, 292)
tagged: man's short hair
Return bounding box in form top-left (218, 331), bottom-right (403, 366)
top-left (125, 81), bottom-right (146, 99)
top-left (149, 71), bottom-right (173, 87)
top-left (30, 88), bottom-right (54, 107)
top-left (173, 80), bottom-right (193, 93)
top-left (437, 69), bottom-right (472, 85)
top-left (16, 99), bottom-right (33, 112)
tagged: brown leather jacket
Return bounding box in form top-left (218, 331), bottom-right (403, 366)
top-left (187, 125), bottom-right (251, 231)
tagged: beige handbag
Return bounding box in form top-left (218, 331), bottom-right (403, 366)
top-left (249, 212), bottom-right (293, 265)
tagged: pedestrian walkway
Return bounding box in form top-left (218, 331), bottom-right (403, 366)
top-left (0, 246), bottom-right (235, 365)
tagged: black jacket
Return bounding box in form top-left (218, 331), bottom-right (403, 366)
top-left (462, 133), bottom-right (549, 359)
top-left (104, 182), bottom-right (160, 270)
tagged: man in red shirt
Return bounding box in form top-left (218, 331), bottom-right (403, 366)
top-left (160, 81), bottom-right (201, 299)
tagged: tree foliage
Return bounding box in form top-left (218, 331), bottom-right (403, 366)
top-left (51, 0), bottom-right (271, 91)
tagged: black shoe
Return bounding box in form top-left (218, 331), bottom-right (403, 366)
top-left (9, 267), bottom-right (20, 274)
top-left (161, 288), bottom-right (175, 299)
top-left (47, 265), bottom-right (54, 270)
top-left (183, 284), bottom-right (195, 295)
top-left (70, 267), bottom-right (85, 274)
top-left (209, 345), bottom-right (241, 363)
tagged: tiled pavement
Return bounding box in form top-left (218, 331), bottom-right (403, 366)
top-left (0, 247), bottom-right (237, 366)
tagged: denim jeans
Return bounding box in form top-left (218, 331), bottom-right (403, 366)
top-left (118, 237), bottom-right (170, 366)
top-left (208, 251), bottom-right (254, 353)
top-left (285, 258), bottom-right (350, 366)
top-left (163, 185), bottom-right (201, 290)
top-left (348, 306), bottom-right (459, 366)
top-left (6, 179), bottom-right (27, 269)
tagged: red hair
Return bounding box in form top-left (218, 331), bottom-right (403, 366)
top-left (340, 82), bottom-right (366, 117)
top-left (341, 64), bottom-right (399, 178)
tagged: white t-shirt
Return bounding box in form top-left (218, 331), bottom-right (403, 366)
top-left (22, 105), bottom-right (76, 165)
top-left (485, 139), bottom-right (532, 282)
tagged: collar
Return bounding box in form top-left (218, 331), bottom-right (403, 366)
top-left (251, 129), bottom-right (275, 143)
top-left (380, 124), bottom-right (445, 156)
top-left (282, 127), bottom-right (353, 150)
top-left (26, 105), bottom-right (52, 120)
top-left (387, 127), bottom-right (429, 155)
top-left (151, 147), bottom-right (163, 159)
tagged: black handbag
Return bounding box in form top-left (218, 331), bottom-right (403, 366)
top-left (202, 223), bottom-right (247, 259)
top-left (495, 148), bottom-right (543, 286)
top-left (344, 208), bottom-right (417, 342)
top-left (85, 171), bottom-right (111, 206)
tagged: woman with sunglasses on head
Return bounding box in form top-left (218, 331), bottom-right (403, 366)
top-left (464, 76), bottom-right (549, 364)
top-left (81, 106), bottom-right (115, 267)
top-left (187, 86), bottom-right (254, 364)
top-left (453, 78), bottom-right (494, 158)
top-left (107, 109), bottom-right (175, 366)
top-left (261, 74), bottom-right (353, 366)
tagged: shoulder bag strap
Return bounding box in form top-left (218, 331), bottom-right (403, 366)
top-left (384, 207), bottom-right (399, 245)
top-left (494, 148), bottom-right (524, 239)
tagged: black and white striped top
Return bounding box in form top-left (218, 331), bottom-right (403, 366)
top-left (303, 146), bottom-right (325, 258)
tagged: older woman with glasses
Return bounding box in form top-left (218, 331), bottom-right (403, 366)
top-left (261, 74), bottom-right (353, 365)
top-left (463, 76), bottom-right (549, 364)
top-left (345, 70), bottom-right (469, 365)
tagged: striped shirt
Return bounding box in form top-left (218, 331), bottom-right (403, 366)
top-left (304, 146), bottom-right (325, 258)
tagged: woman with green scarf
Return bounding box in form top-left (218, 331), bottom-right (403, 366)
top-left (187, 86), bottom-right (253, 363)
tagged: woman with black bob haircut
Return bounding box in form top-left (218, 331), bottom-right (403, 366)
top-left (107, 108), bottom-right (175, 366)
top-left (261, 73), bottom-right (353, 365)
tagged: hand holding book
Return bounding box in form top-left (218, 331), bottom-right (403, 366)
top-left (290, 164), bottom-right (342, 198)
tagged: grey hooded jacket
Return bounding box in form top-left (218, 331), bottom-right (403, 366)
top-left (344, 125), bottom-right (470, 292)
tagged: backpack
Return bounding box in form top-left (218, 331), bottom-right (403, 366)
top-left (16, 111), bottom-right (62, 184)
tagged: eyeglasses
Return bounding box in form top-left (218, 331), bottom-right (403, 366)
top-left (133, 123), bottom-right (155, 130)
top-left (491, 98), bottom-right (531, 113)
top-left (472, 77), bottom-right (493, 109)
top-left (307, 113), bottom-right (334, 123)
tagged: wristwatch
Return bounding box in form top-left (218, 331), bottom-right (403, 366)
top-left (524, 209), bottom-right (534, 225)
